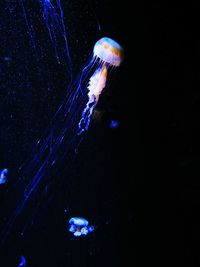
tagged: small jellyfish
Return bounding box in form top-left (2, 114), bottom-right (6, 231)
top-left (109, 120), bottom-right (120, 129)
top-left (78, 37), bottom-right (124, 135)
top-left (18, 256), bottom-right (26, 267)
top-left (69, 217), bottom-right (94, 237)
top-left (0, 168), bottom-right (8, 185)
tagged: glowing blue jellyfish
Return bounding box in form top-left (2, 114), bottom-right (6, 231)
top-left (69, 217), bottom-right (94, 237)
top-left (18, 256), bottom-right (26, 267)
top-left (0, 168), bottom-right (8, 185)
top-left (77, 37), bottom-right (124, 135)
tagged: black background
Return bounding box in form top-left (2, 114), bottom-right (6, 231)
top-left (145, 3), bottom-right (200, 266)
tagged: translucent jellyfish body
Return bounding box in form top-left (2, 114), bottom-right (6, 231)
top-left (78, 37), bottom-right (124, 134)
top-left (69, 217), bottom-right (94, 237)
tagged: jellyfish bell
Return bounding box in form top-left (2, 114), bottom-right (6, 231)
top-left (93, 37), bottom-right (124, 67)
top-left (69, 217), bottom-right (89, 227)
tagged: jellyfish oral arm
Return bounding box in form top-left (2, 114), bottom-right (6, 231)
top-left (78, 64), bottom-right (108, 135)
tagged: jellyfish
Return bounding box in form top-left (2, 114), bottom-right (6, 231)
top-left (77, 37), bottom-right (124, 135)
top-left (69, 217), bottom-right (94, 237)
top-left (0, 168), bottom-right (8, 185)
top-left (18, 256), bottom-right (26, 267)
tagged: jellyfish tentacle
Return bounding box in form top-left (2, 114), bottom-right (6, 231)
top-left (77, 64), bottom-right (108, 135)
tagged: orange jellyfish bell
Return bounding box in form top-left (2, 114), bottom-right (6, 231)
top-left (93, 37), bottom-right (124, 67)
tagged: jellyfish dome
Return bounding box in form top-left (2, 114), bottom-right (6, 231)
top-left (69, 217), bottom-right (89, 227)
top-left (93, 37), bottom-right (124, 67)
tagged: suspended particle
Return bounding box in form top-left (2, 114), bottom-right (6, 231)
top-left (109, 120), bottom-right (120, 129)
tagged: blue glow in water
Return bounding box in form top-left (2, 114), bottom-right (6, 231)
top-left (18, 256), bottom-right (26, 267)
top-left (109, 120), bottom-right (120, 129)
top-left (0, 168), bottom-right (8, 185)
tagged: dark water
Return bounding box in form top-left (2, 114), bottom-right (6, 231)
top-left (145, 3), bottom-right (200, 266)
top-left (0, 1), bottom-right (135, 266)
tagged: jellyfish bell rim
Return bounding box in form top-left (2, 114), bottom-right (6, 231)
top-left (69, 217), bottom-right (89, 227)
top-left (93, 37), bottom-right (124, 67)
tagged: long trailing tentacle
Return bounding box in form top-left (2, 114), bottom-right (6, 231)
top-left (77, 63), bottom-right (108, 135)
